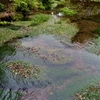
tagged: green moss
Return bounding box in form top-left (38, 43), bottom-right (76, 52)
top-left (60, 7), bottom-right (77, 16)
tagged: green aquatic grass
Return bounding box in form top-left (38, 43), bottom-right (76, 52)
top-left (74, 84), bottom-right (100, 100)
top-left (0, 89), bottom-right (22, 100)
top-left (30, 14), bottom-right (50, 26)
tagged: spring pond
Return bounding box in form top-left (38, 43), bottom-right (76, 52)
top-left (0, 31), bottom-right (100, 100)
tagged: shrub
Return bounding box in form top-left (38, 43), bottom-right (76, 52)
top-left (14, 0), bottom-right (39, 17)
top-left (0, 3), bottom-right (5, 12)
top-left (41, 0), bottom-right (66, 10)
top-left (60, 7), bottom-right (77, 16)
top-left (30, 14), bottom-right (49, 26)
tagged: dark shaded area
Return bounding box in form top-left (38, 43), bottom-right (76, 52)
top-left (0, 0), bottom-right (13, 5)
top-left (72, 19), bottom-right (100, 43)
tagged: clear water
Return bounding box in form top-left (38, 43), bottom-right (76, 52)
top-left (0, 34), bottom-right (100, 100)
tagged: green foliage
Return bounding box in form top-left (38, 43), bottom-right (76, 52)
top-left (94, 27), bottom-right (100, 36)
top-left (30, 14), bottom-right (49, 26)
top-left (0, 3), bottom-right (5, 12)
top-left (60, 7), bottom-right (77, 16)
top-left (14, 0), bottom-right (39, 17)
top-left (57, 0), bottom-right (66, 6)
top-left (38, 2), bottom-right (46, 10)
top-left (41, 0), bottom-right (66, 10)
top-left (41, 0), bottom-right (51, 9)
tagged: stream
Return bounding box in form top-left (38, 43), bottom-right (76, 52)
top-left (0, 2), bottom-right (100, 98)
top-left (0, 32), bottom-right (100, 100)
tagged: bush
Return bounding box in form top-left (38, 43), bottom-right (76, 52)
top-left (41, 0), bottom-right (66, 10)
top-left (0, 3), bottom-right (5, 12)
top-left (30, 14), bottom-right (49, 26)
top-left (14, 0), bottom-right (39, 17)
top-left (60, 7), bottom-right (77, 16)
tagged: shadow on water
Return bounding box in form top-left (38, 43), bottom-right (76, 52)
top-left (0, 34), bottom-right (100, 99)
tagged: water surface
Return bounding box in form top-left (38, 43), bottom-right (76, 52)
top-left (0, 34), bottom-right (100, 100)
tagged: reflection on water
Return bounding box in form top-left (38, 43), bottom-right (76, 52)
top-left (0, 34), bottom-right (100, 100)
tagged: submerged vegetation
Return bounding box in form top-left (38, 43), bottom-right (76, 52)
top-left (75, 84), bottom-right (100, 100)
top-left (6, 61), bottom-right (40, 78)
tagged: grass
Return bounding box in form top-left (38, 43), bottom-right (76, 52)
top-left (30, 14), bottom-right (50, 26)
top-left (0, 14), bottom-right (50, 46)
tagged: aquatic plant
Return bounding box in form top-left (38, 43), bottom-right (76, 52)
top-left (74, 84), bottom-right (100, 100)
top-left (0, 89), bottom-right (22, 100)
top-left (30, 14), bottom-right (50, 26)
